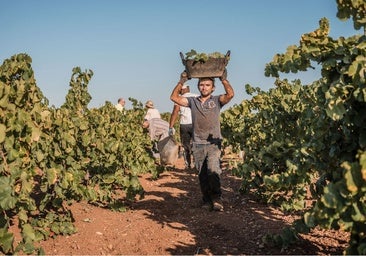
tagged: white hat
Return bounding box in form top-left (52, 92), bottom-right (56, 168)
top-left (145, 100), bottom-right (154, 108)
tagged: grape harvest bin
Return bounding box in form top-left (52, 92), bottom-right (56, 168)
top-left (180, 50), bottom-right (230, 78)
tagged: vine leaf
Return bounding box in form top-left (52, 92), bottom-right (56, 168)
top-left (0, 124), bottom-right (5, 143)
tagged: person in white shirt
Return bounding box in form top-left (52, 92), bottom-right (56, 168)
top-left (144, 100), bottom-right (161, 121)
top-left (115, 98), bottom-right (125, 112)
top-left (142, 100), bottom-right (164, 160)
top-left (169, 84), bottom-right (198, 169)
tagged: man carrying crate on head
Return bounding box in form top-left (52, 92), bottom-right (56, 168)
top-left (170, 68), bottom-right (234, 212)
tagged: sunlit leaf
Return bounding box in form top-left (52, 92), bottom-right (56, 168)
top-left (31, 127), bottom-right (41, 142)
top-left (46, 168), bottom-right (58, 185)
top-left (22, 224), bottom-right (36, 242)
top-left (0, 229), bottom-right (14, 253)
top-left (0, 124), bottom-right (6, 143)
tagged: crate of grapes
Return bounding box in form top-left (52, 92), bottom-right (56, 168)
top-left (180, 50), bottom-right (230, 79)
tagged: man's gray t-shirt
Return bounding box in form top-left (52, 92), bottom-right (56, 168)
top-left (187, 95), bottom-right (222, 144)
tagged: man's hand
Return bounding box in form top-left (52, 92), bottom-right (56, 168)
top-left (179, 71), bottom-right (189, 84)
top-left (220, 68), bottom-right (228, 82)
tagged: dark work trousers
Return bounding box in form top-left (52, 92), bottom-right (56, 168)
top-left (192, 142), bottom-right (222, 203)
top-left (180, 123), bottom-right (194, 167)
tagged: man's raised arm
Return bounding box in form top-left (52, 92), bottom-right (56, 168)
top-left (170, 71), bottom-right (189, 107)
top-left (219, 69), bottom-right (234, 105)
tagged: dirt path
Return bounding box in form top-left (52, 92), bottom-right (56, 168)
top-left (34, 158), bottom-right (349, 255)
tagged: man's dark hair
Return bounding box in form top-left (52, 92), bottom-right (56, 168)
top-left (197, 77), bottom-right (215, 86)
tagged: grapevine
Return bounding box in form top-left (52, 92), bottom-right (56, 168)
top-left (0, 54), bottom-right (157, 254)
top-left (222, 0), bottom-right (366, 253)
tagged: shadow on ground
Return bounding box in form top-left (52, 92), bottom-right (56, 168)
top-left (129, 158), bottom-right (339, 255)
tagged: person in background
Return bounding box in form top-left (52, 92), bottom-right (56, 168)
top-left (142, 100), bottom-right (164, 160)
top-left (170, 69), bottom-right (234, 212)
top-left (144, 100), bottom-right (161, 121)
top-left (142, 117), bottom-right (169, 144)
top-left (115, 98), bottom-right (125, 112)
top-left (169, 84), bottom-right (198, 169)
top-left (143, 116), bottom-right (179, 166)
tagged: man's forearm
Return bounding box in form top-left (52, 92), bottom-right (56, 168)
top-left (169, 105), bottom-right (179, 127)
top-left (171, 82), bottom-right (189, 107)
top-left (219, 79), bottom-right (234, 105)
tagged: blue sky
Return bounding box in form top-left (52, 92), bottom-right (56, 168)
top-left (0, 0), bottom-right (358, 113)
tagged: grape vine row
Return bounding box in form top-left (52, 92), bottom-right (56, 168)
top-left (0, 54), bottom-right (157, 254)
top-left (221, 1), bottom-right (366, 253)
